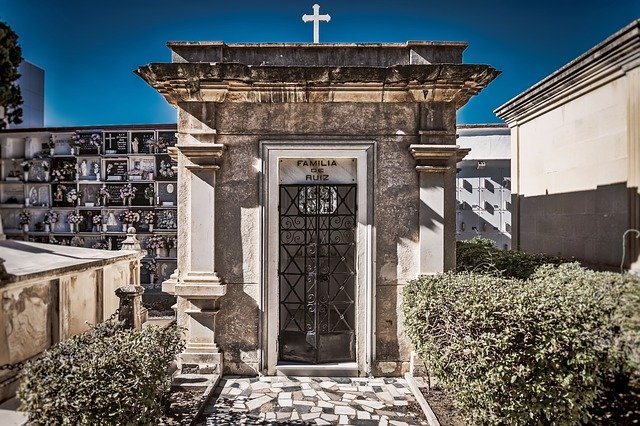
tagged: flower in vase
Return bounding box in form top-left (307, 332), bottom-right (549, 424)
top-left (67, 211), bottom-right (83, 225)
top-left (44, 210), bottom-right (59, 224)
top-left (19, 210), bottom-right (31, 225)
top-left (143, 211), bottom-right (155, 225)
top-left (98, 185), bottom-right (111, 200)
top-left (117, 209), bottom-right (139, 225)
top-left (65, 188), bottom-right (83, 204)
top-left (146, 235), bottom-right (165, 250)
top-left (92, 214), bottom-right (103, 225)
top-left (158, 160), bottom-right (175, 178)
top-left (145, 259), bottom-right (158, 274)
top-left (119, 183), bottom-right (137, 200)
top-left (90, 133), bottom-right (102, 148)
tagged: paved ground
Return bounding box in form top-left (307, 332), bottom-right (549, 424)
top-left (196, 376), bottom-right (429, 425)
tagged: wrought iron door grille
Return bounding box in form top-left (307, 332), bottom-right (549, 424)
top-left (279, 184), bottom-right (357, 363)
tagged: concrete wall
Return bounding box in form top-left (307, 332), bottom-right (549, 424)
top-left (202, 101), bottom-right (434, 375)
top-left (512, 77), bottom-right (630, 265)
top-left (0, 248), bottom-right (138, 401)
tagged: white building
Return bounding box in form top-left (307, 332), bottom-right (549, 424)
top-left (496, 20), bottom-right (639, 271)
top-left (9, 61), bottom-right (44, 129)
top-left (456, 124), bottom-right (511, 249)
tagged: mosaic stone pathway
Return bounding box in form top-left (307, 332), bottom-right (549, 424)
top-left (197, 376), bottom-right (429, 425)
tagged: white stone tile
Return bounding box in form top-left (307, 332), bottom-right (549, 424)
top-left (357, 410), bottom-right (371, 419)
top-left (301, 412), bottom-right (321, 421)
top-left (338, 415), bottom-right (349, 424)
top-left (315, 419), bottom-right (331, 425)
top-left (246, 395), bottom-right (272, 411)
top-left (353, 399), bottom-right (385, 410)
top-left (317, 391), bottom-right (330, 401)
top-left (279, 399), bottom-right (292, 407)
top-left (334, 406), bottom-right (356, 415)
top-left (321, 413), bottom-right (339, 422)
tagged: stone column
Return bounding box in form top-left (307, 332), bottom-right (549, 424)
top-left (115, 285), bottom-right (145, 330)
top-left (171, 142), bottom-right (227, 374)
top-left (410, 145), bottom-right (469, 274)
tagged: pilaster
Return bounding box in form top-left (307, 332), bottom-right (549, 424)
top-left (410, 144), bottom-right (469, 274)
top-left (167, 138), bottom-right (227, 374)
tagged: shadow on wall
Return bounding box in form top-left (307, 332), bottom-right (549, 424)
top-left (515, 182), bottom-right (639, 268)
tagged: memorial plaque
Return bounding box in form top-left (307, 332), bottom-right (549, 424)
top-left (131, 182), bottom-right (149, 206)
top-left (79, 184), bottom-right (99, 205)
top-left (279, 158), bottom-right (357, 184)
top-left (158, 182), bottom-right (177, 205)
top-left (1, 185), bottom-right (24, 204)
top-left (104, 132), bottom-right (128, 155)
top-left (104, 159), bottom-right (127, 181)
top-left (78, 209), bottom-right (100, 232)
top-left (128, 156), bottom-right (156, 180)
top-left (51, 134), bottom-right (74, 156)
top-left (156, 154), bottom-right (177, 180)
top-left (77, 131), bottom-right (101, 155)
top-left (51, 183), bottom-right (73, 207)
top-left (51, 158), bottom-right (76, 182)
top-left (78, 158), bottom-right (101, 181)
top-left (131, 131), bottom-right (155, 154)
top-left (156, 131), bottom-right (177, 153)
top-left (29, 160), bottom-right (50, 182)
top-left (26, 184), bottom-right (51, 207)
top-left (156, 209), bottom-right (178, 229)
top-left (105, 184), bottom-right (125, 206)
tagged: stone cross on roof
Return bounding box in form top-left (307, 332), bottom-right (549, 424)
top-left (302, 4), bottom-right (331, 44)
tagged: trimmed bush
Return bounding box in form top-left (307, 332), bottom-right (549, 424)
top-left (403, 263), bottom-right (640, 425)
top-left (457, 236), bottom-right (567, 280)
top-left (18, 320), bottom-right (184, 425)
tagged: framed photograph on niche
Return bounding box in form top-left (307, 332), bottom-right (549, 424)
top-left (128, 156), bottom-right (156, 181)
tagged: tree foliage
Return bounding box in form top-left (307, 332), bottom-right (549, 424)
top-left (0, 21), bottom-right (23, 128)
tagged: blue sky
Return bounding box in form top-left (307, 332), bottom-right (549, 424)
top-left (0, 0), bottom-right (638, 126)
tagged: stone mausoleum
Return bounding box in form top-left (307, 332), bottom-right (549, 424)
top-left (136, 41), bottom-right (498, 376)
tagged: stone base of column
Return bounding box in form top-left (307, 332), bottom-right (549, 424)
top-left (180, 344), bottom-right (224, 375)
top-left (173, 270), bottom-right (226, 375)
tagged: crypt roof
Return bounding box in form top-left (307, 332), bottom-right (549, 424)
top-left (135, 42), bottom-right (499, 109)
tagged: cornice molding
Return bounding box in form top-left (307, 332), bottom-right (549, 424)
top-left (495, 20), bottom-right (640, 125)
top-left (135, 63), bottom-right (499, 109)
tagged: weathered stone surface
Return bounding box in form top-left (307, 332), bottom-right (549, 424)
top-left (216, 283), bottom-right (260, 375)
top-left (168, 41), bottom-right (466, 66)
top-left (138, 41), bottom-right (498, 375)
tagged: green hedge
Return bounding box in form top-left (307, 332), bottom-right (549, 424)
top-left (403, 263), bottom-right (640, 425)
top-left (18, 320), bottom-right (184, 425)
top-left (457, 237), bottom-right (568, 280)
